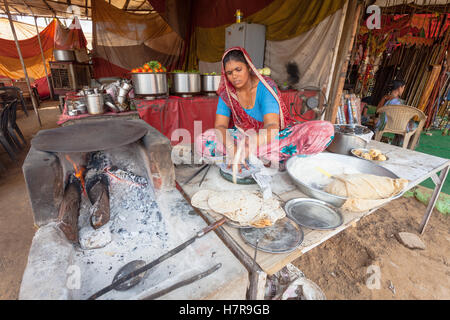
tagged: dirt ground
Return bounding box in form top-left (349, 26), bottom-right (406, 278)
top-left (293, 194), bottom-right (450, 300)
top-left (0, 101), bottom-right (448, 300)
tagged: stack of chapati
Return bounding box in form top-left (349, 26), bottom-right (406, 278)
top-left (191, 189), bottom-right (285, 227)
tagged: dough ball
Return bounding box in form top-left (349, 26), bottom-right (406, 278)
top-left (376, 154), bottom-right (387, 161)
top-left (353, 149), bottom-right (363, 156)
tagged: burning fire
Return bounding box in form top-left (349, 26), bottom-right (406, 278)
top-left (65, 155), bottom-right (86, 195)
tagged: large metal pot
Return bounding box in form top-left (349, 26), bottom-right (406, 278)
top-left (54, 49), bottom-right (75, 62)
top-left (131, 72), bottom-right (167, 96)
top-left (286, 153), bottom-right (402, 207)
top-left (201, 74), bottom-right (221, 94)
top-left (169, 73), bottom-right (201, 96)
top-left (326, 124), bottom-right (372, 155)
top-left (86, 93), bottom-right (105, 115)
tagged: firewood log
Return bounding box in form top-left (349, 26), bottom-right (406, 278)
top-left (57, 181), bottom-right (81, 243)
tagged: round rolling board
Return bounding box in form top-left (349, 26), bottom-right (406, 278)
top-left (219, 168), bottom-right (256, 184)
top-left (239, 217), bottom-right (304, 254)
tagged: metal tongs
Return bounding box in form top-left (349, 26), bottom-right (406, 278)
top-left (183, 164), bottom-right (211, 187)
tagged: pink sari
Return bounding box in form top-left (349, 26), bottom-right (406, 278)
top-left (196, 47), bottom-right (334, 163)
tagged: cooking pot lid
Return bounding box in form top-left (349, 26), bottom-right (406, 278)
top-left (284, 198), bottom-right (343, 230)
top-left (31, 120), bottom-right (148, 153)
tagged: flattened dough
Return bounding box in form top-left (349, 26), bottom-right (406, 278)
top-left (191, 189), bottom-right (217, 210)
top-left (324, 174), bottom-right (408, 200)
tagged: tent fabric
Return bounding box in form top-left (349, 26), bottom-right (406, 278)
top-left (199, 8), bottom-right (345, 90)
top-left (264, 8), bottom-right (345, 90)
top-left (0, 18), bottom-right (87, 80)
top-left (0, 0), bottom-right (154, 19)
top-left (0, 18), bottom-right (43, 40)
top-left (134, 90), bottom-right (302, 143)
top-left (192, 0), bottom-right (346, 64)
top-left (92, 0), bottom-right (184, 78)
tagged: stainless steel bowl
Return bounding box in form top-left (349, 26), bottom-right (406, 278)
top-left (169, 73), bottom-right (201, 95)
top-left (131, 72), bottom-right (167, 96)
top-left (54, 49), bottom-right (75, 62)
top-left (285, 153), bottom-right (402, 207)
top-left (327, 124), bottom-right (371, 155)
top-left (201, 74), bottom-right (221, 93)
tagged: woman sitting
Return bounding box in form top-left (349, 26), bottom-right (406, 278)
top-left (375, 80), bottom-right (418, 146)
top-left (195, 47), bottom-right (334, 171)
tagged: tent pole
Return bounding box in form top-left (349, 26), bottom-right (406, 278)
top-left (324, 0), bottom-right (349, 113)
top-left (326, 0), bottom-right (361, 123)
top-left (3, 0), bottom-right (42, 127)
top-left (21, 0), bottom-right (54, 101)
top-left (33, 15), bottom-right (54, 100)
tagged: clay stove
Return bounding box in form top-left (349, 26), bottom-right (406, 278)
top-left (19, 119), bottom-right (248, 300)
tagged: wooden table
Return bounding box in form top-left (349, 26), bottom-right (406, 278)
top-left (175, 140), bottom-right (449, 299)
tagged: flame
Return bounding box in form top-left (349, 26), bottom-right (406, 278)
top-left (65, 155), bottom-right (86, 195)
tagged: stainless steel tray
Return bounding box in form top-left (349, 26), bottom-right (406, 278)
top-left (284, 198), bottom-right (343, 230)
top-left (239, 217), bottom-right (304, 253)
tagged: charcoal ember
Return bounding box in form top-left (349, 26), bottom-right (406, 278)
top-left (88, 179), bottom-right (110, 229)
top-left (87, 151), bottom-right (112, 171)
top-left (57, 179), bottom-right (81, 243)
top-left (107, 166), bottom-right (148, 186)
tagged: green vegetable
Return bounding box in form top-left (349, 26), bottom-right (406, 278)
top-left (172, 70), bottom-right (201, 74)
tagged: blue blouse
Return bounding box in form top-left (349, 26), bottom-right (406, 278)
top-left (216, 81), bottom-right (279, 122)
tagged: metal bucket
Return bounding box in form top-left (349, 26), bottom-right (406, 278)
top-left (327, 124), bottom-right (371, 155)
top-left (86, 93), bottom-right (105, 115)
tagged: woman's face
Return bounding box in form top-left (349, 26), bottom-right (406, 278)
top-left (398, 85), bottom-right (405, 96)
top-left (224, 59), bottom-right (250, 89)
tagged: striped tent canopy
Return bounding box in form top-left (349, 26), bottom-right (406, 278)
top-left (0, 0), bottom-right (154, 18)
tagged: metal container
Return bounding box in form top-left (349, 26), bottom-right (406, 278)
top-left (54, 49), bottom-right (76, 62)
top-left (201, 74), bottom-right (221, 93)
top-left (131, 72), bottom-right (167, 96)
top-left (285, 153), bottom-right (402, 207)
top-left (284, 198), bottom-right (343, 230)
top-left (326, 124), bottom-right (372, 155)
top-left (170, 73), bottom-right (201, 96)
top-left (86, 93), bottom-right (105, 115)
top-left (75, 102), bottom-right (87, 114)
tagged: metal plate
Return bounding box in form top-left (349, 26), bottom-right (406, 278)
top-left (31, 120), bottom-right (149, 153)
top-left (285, 198), bottom-right (343, 230)
top-left (239, 217), bottom-right (304, 253)
top-left (350, 148), bottom-right (389, 162)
